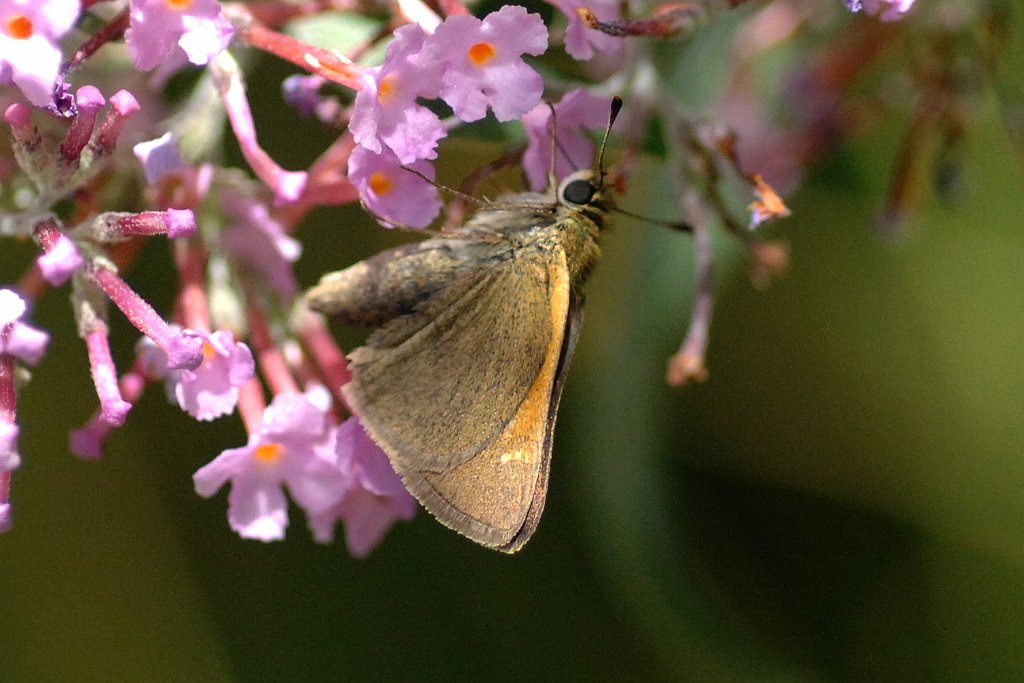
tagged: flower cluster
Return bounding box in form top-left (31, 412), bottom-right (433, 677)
top-left (349, 6), bottom-right (548, 227)
top-left (0, 0), bottom-right (933, 555)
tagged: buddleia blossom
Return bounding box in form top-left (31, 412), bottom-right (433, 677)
top-left (0, 0), bottom-right (952, 563)
top-left (307, 417), bottom-right (417, 558)
top-left (168, 331), bottom-right (255, 422)
top-left (125, 0), bottom-right (234, 71)
top-left (193, 387), bottom-right (347, 541)
top-left (347, 145), bottom-right (442, 229)
top-left (349, 24), bottom-right (445, 165)
top-left (426, 5), bottom-right (548, 123)
top-left (0, 0), bottom-right (79, 106)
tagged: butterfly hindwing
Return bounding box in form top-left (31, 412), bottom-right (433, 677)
top-left (344, 248), bottom-right (573, 549)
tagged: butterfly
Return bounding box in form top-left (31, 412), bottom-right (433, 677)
top-left (305, 98), bottom-right (621, 552)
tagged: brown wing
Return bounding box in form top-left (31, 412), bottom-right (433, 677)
top-left (344, 250), bottom-right (575, 551)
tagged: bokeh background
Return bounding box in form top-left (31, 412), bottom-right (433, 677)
top-left (3, 2), bottom-right (1024, 680)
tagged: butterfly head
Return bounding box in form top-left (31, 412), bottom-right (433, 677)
top-left (557, 168), bottom-right (614, 223)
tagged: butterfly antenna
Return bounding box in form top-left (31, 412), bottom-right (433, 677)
top-left (597, 96), bottom-right (623, 182)
top-left (400, 164), bottom-right (488, 207)
top-left (613, 205), bottom-right (693, 233)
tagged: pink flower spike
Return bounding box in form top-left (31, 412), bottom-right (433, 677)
top-left (92, 90), bottom-right (140, 156)
top-left (193, 388), bottom-right (347, 542)
top-left (349, 24), bottom-right (446, 164)
top-left (427, 6), bottom-right (548, 122)
top-left (60, 86), bottom-right (106, 164)
top-left (169, 330), bottom-right (254, 421)
top-left (212, 53), bottom-right (308, 203)
top-left (94, 209), bottom-right (197, 240)
top-left (84, 324), bottom-right (132, 426)
top-left (307, 417), bottom-right (416, 556)
top-left (126, 0), bottom-right (234, 71)
top-left (0, 0), bottom-right (79, 106)
top-left (348, 146), bottom-right (441, 228)
top-left (86, 264), bottom-right (203, 370)
top-left (522, 88), bottom-right (612, 191)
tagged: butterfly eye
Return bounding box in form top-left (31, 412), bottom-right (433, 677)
top-left (562, 179), bottom-right (597, 205)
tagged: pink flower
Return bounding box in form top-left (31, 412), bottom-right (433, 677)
top-left (350, 24), bottom-right (446, 164)
top-left (348, 146), bottom-right (441, 229)
top-left (0, 421), bottom-right (19, 472)
top-left (306, 418), bottom-right (416, 557)
top-left (220, 188), bottom-right (302, 299)
top-left (522, 89), bottom-right (611, 191)
top-left (0, 289), bottom-right (49, 365)
top-left (133, 132), bottom-right (187, 184)
top-left (36, 232), bottom-right (84, 285)
top-left (168, 330), bottom-right (254, 421)
top-left (125, 0), bottom-right (234, 72)
top-left (0, 288), bottom-right (26, 327)
top-left (549, 0), bottom-right (623, 62)
top-left (846, 0), bottom-right (915, 21)
top-left (426, 6), bottom-right (548, 122)
top-left (0, 0), bottom-right (79, 106)
top-left (193, 388), bottom-right (347, 541)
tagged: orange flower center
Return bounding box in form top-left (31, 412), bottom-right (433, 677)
top-left (253, 443), bottom-right (284, 464)
top-left (201, 341), bottom-right (217, 362)
top-left (467, 42), bottom-right (496, 66)
top-left (377, 74), bottom-right (395, 103)
top-left (5, 15), bottom-right (33, 40)
top-left (368, 171), bottom-right (393, 195)
top-left (165, 0), bottom-right (194, 9)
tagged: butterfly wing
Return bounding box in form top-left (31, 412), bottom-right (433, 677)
top-left (344, 247), bottom-right (576, 550)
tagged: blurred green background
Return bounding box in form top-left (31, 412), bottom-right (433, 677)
top-left (4, 4), bottom-right (1024, 681)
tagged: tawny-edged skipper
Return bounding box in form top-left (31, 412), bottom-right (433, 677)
top-left (305, 99), bottom-right (622, 552)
